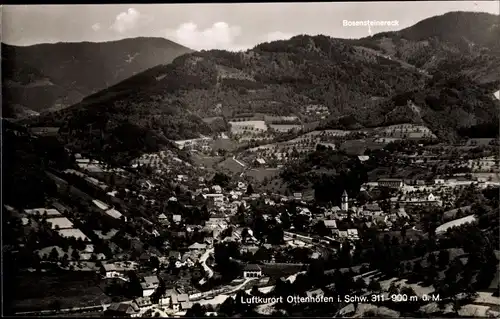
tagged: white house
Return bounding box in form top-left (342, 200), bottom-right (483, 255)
top-left (101, 261), bottom-right (136, 279)
top-left (170, 293), bottom-right (189, 312)
top-left (188, 242), bottom-right (207, 250)
top-left (212, 185), bottom-right (222, 193)
top-left (324, 220), bottom-right (337, 229)
top-left (140, 275), bottom-right (160, 297)
top-left (159, 289), bottom-right (177, 306)
top-left (243, 264), bottom-right (262, 279)
top-left (173, 215), bottom-right (182, 223)
top-left (378, 178), bottom-right (404, 189)
top-left (347, 229), bottom-right (359, 240)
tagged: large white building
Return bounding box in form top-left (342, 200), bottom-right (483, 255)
top-left (243, 264), bottom-right (262, 279)
top-left (141, 275), bottom-right (160, 297)
top-left (341, 190), bottom-right (349, 211)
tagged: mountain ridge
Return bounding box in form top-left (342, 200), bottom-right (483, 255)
top-left (23, 11), bottom-right (500, 161)
top-left (354, 11), bottom-right (500, 84)
top-left (2, 37), bottom-right (193, 118)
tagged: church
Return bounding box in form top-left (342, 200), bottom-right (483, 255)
top-left (341, 190), bottom-right (349, 211)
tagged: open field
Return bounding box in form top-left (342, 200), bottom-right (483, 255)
top-left (340, 139), bottom-right (386, 155)
top-left (269, 124), bottom-right (303, 132)
top-left (466, 138), bottom-right (498, 146)
top-left (229, 120), bottom-right (268, 133)
top-left (11, 272), bottom-right (110, 312)
top-left (202, 116), bottom-right (224, 124)
top-left (211, 138), bottom-right (239, 151)
top-left (246, 168), bottom-right (280, 182)
top-left (371, 124), bottom-right (436, 139)
top-left (472, 172), bottom-right (500, 182)
top-left (436, 215), bottom-right (477, 234)
top-left (191, 154), bottom-right (223, 169)
top-left (53, 311), bottom-right (104, 317)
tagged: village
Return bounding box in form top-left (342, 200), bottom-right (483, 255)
top-left (5, 118), bottom-right (500, 318)
top-left (4, 2), bottom-right (500, 317)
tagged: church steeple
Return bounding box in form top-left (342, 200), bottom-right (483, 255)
top-left (341, 190), bottom-right (348, 211)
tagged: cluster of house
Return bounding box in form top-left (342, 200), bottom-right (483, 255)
top-left (92, 199), bottom-right (125, 220)
top-left (104, 288), bottom-right (193, 317)
top-left (130, 150), bottom-right (192, 173)
top-left (101, 261), bottom-right (269, 317)
top-left (174, 137), bottom-right (213, 151)
top-left (362, 176), bottom-right (500, 208)
top-left (302, 104), bottom-right (330, 119)
top-left (4, 205), bottom-right (112, 262)
top-left (22, 207), bottom-right (91, 242)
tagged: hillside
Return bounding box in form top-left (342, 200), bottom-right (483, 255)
top-left (354, 11), bottom-right (500, 84)
top-left (26, 12), bottom-right (500, 160)
top-left (2, 37), bottom-right (193, 118)
top-left (329, 74), bottom-right (500, 140)
top-left (1, 119), bottom-right (67, 208)
top-left (30, 34), bottom-right (427, 154)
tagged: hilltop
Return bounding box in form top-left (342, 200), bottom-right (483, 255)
top-left (327, 74), bottom-right (500, 140)
top-left (354, 11), bottom-right (500, 83)
top-left (2, 37), bottom-right (193, 118)
top-left (30, 34), bottom-right (427, 158)
top-left (27, 11), bottom-right (500, 160)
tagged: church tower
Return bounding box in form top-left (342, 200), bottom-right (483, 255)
top-left (341, 190), bottom-right (348, 211)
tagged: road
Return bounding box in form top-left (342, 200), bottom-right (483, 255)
top-left (189, 279), bottom-right (263, 307)
top-left (15, 304), bottom-right (110, 316)
top-left (199, 247), bottom-right (215, 279)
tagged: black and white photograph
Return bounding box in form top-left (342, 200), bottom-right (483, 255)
top-left (2, 1), bottom-right (500, 317)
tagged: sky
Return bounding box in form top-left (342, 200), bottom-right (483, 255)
top-left (3, 1), bottom-right (499, 51)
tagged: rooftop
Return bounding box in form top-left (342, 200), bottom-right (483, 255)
top-left (92, 199), bottom-right (109, 211)
top-left (105, 208), bottom-right (122, 219)
top-left (57, 228), bottom-right (89, 241)
top-left (244, 264), bottom-right (262, 272)
top-left (23, 208), bottom-right (61, 216)
top-left (378, 178), bottom-right (403, 182)
top-left (46, 217), bottom-right (74, 229)
top-left (324, 220), bottom-right (337, 228)
top-left (102, 261), bottom-right (137, 272)
top-left (188, 242), bottom-right (207, 250)
top-left (141, 275), bottom-right (160, 289)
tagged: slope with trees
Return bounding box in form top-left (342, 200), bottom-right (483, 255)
top-left (24, 12), bottom-right (500, 162)
top-left (2, 37), bottom-right (193, 117)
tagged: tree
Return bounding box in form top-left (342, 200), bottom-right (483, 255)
top-left (49, 247), bottom-right (59, 261)
top-left (388, 283), bottom-right (400, 296)
top-left (246, 184), bottom-right (254, 195)
top-left (186, 303), bottom-right (205, 317)
top-left (438, 250), bottom-right (450, 269)
top-left (267, 225), bottom-right (284, 245)
top-left (212, 172), bottom-right (230, 188)
top-left (427, 252), bottom-right (437, 265)
top-left (368, 280), bottom-right (382, 292)
top-left (354, 277), bottom-right (367, 291)
top-left (150, 256), bottom-right (160, 269)
top-left (71, 249), bottom-right (80, 260)
top-left (307, 259), bottom-right (326, 287)
top-left (251, 285), bottom-right (262, 297)
top-left (219, 294), bottom-right (235, 316)
top-left (413, 261), bottom-right (423, 276)
top-left (313, 221), bottom-right (329, 236)
top-left (49, 300), bottom-right (61, 311)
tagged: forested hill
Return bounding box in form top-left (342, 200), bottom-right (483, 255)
top-left (2, 37), bottom-right (193, 118)
top-left (353, 11), bottom-right (500, 84)
top-left (26, 11), bottom-right (500, 160)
